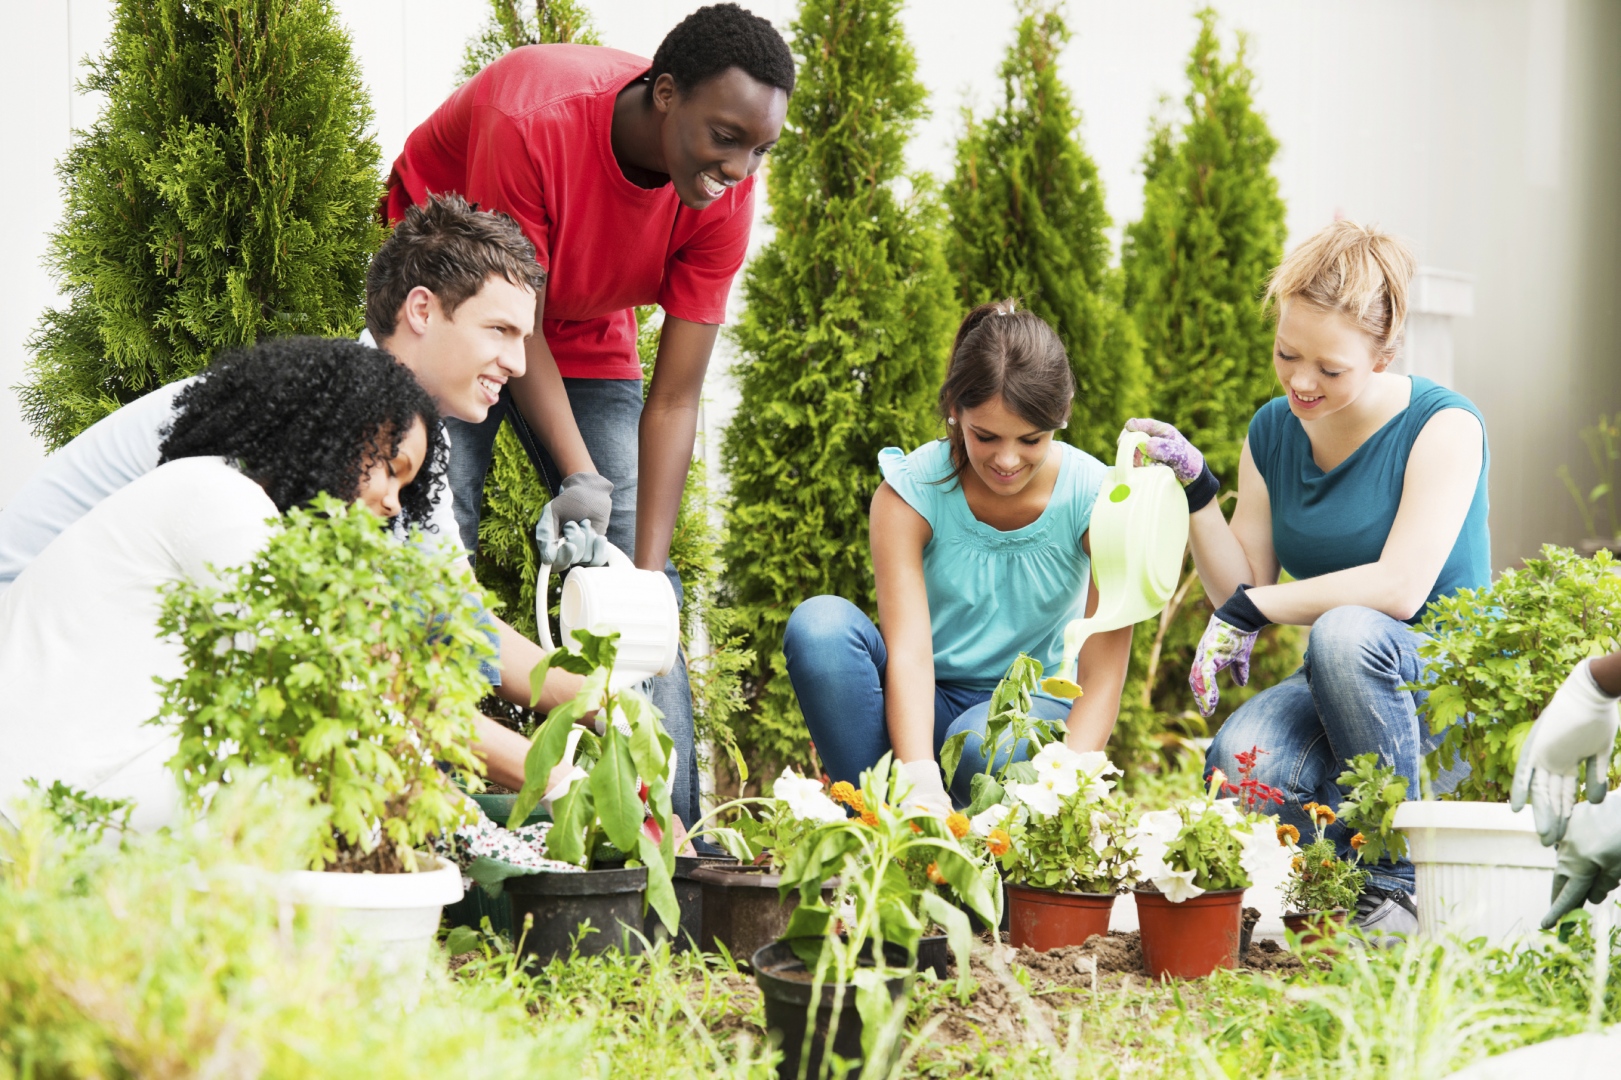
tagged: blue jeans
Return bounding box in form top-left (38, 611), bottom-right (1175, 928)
top-left (444, 379), bottom-right (702, 833)
top-left (1205, 605), bottom-right (1455, 895)
top-left (782, 596), bottom-right (1070, 807)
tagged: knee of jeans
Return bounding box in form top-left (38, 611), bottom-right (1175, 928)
top-left (783, 595), bottom-right (864, 659)
top-left (1308, 606), bottom-right (1403, 670)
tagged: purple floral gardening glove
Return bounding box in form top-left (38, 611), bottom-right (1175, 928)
top-left (1124, 418), bottom-right (1220, 512)
top-left (1190, 585), bottom-right (1271, 717)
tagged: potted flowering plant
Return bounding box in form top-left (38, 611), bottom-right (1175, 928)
top-left (1278, 800), bottom-right (1367, 945)
top-left (500, 628), bottom-right (680, 965)
top-left (1130, 766), bottom-right (1287, 980)
top-left (970, 743), bottom-right (1137, 951)
top-left (755, 754), bottom-right (998, 1080)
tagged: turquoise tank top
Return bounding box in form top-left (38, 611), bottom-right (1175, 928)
top-left (1246, 376), bottom-right (1491, 623)
top-left (878, 439), bottom-right (1108, 690)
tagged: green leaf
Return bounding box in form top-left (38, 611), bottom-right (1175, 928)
top-left (590, 729), bottom-right (642, 853)
top-left (508, 710), bottom-right (574, 830)
top-left (920, 890), bottom-right (974, 1003)
top-left (965, 774), bottom-right (1005, 817)
top-left (782, 901), bottom-right (833, 940)
top-left (622, 691), bottom-right (668, 783)
top-left (940, 731), bottom-right (970, 787)
top-left (638, 831), bottom-right (679, 934)
top-left (546, 783), bottom-right (593, 867)
top-left (442, 926), bottom-right (482, 956)
top-left (527, 649), bottom-right (555, 709)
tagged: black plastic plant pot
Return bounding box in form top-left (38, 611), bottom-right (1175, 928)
top-left (915, 934), bottom-right (950, 980)
top-left (643, 854), bottom-right (740, 953)
top-left (506, 866), bottom-right (648, 966)
top-left (752, 940), bottom-right (914, 1080)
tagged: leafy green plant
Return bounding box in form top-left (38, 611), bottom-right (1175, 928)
top-left (21, 0), bottom-right (383, 449)
top-left (944, 1), bottom-right (1145, 461)
top-left (22, 779), bottom-right (134, 844)
top-left (940, 654), bottom-right (1062, 797)
top-left (776, 754), bottom-right (999, 1006)
top-left (981, 745), bottom-right (1138, 895)
top-left (1280, 803), bottom-right (1366, 914)
top-left (459, 0), bottom-right (600, 82)
top-left (156, 496), bottom-right (491, 871)
top-left (1558, 411), bottom-right (1621, 542)
top-left (722, 0), bottom-right (957, 771)
top-left (1412, 545), bottom-right (1621, 802)
top-left (507, 629), bottom-right (679, 932)
top-left (1336, 752), bottom-right (1410, 864)
top-left (693, 766), bottom-right (844, 869)
top-left (1134, 776), bottom-right (1281, 900)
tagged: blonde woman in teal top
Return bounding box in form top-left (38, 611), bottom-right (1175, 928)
top-left (783, 301), bottom-right (1135, 813)
top-left (1129, 221), bottom-right (1490, 942)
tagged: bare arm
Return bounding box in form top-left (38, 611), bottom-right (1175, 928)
top-left (1189, 437), bottom-right (1278, 607)
top-left (1065, 532), bottom-right (1134, 752)
top-left (1246, 408), bottom-right (1485, 625)
top-left (506, 287), bottom-right (596, 477)
top-left (471, 715), bottom-right (531, 791)
top-left (636, 316), bottom-right (718, 571)
top-left (870, 482), bottom-right (937, 765)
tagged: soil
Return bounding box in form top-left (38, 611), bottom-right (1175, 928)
top-left (323, 840), bottom-right (409, 875)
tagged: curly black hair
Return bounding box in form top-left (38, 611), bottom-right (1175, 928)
top-left (158, 336), bottom-right (446, 527)
top-left (648, 4), bottom-right (795, 100)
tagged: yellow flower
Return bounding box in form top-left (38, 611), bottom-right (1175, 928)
top-left (946, 812), bottom-right (970, 840)
top-left (849, 791), bottom-right (866, 814)
top-left (987, 829), bottom-right (1012, 857)
top-left (1290, 856), bottom-right (1304, 873)
top-left (829, 781), bottom-right (857, 807)
top-left (859, 809), bottom-right (879, 828)
top-left (1311, 804), bottom-right (1337, 827)
top-left (927, 862), bottom-right (948, 886)
top-left (1350, 832), bottom-right (1367, 851)
top-left (1276, 824), bottom-right (1300, 846)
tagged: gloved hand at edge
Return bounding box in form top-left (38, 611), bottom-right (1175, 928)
top-left (1190, 585), bottom-right (1269, 718)
top-left (897, 759), bottom-right (953, 817)
top-left (1511, 658), bottom-right (1620, 845)
top-left (1542, 793), bottom-right (1621, 928)
top-left (536, 512), bottom-right (608, 570)
top-left (542, 471), bottom-right (614, 539)
top-left (1124, 418), bottom-right (1220, 512)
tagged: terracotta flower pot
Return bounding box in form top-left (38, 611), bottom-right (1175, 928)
top-left (1282, 908), bottom-right (1348, 946)
top-left (1006, 884), bottom-right (1115, 951)
top-left (1132, 887), bottom-right (1245, 980)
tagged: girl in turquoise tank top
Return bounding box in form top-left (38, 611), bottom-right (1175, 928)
top-left (1131, 221), bottom-right (1491, 940)
top-left (784, 302), bottom-right (1134, 811)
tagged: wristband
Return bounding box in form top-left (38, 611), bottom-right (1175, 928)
top-left (1185, 463), bottom-right (1220, 513)
top-left (1214, 585), bottom-right (1271, 634)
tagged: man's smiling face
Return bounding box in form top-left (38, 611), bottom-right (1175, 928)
top-left (403, 274), bottom-right (535, 424)
top-left (656, 66), bottom-right (787, 211)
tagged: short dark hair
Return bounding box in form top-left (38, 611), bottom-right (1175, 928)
top-left (648, 4), bottom-right (795, 100)
top-left (937, 300), bottom-right (1075, 483)
top-left (159, 336), bottom-right (446, 527)
top-left (366, 194), bottom-right (546, 340)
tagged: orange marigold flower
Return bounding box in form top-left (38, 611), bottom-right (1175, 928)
top-left (946, 812), bottom-right (970, 840)
top-left (1321, 859), bottom-right (1335, 869)
top-left (829, 781), bottom-right (857, 807)
top-left (1350, 832), bottom-right (1367, 851)
top-left (909, 821), bottom-right (923, 834)
top-left (1312, 805), bottom-right (1337, 827)
top-left (1290, 855), bottom-right (1304, 873)
top-left (927, 862), bottom-right (948, 886)
top-left (1302, 801), bottom-right (1320, 816)
top-left (987, 829), bottom-right (1012, 857)
top-left (860, 809), bottom-right (879, 828)
top-left (1276, 824), bottom-right (1300, 846)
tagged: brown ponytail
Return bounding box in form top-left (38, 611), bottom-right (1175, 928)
top-left (937, 299), bottom-right (1075, 482)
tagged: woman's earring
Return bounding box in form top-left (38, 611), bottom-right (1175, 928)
top-left (947, 417), bottom-right (957, 426)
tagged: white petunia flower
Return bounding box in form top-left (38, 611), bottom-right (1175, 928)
top-left (1129, 809), bottom-right (1183, 882)
top-left (1007, 780), bottom-right (1062, 818)
top-left (772, 767), bottom-right (845, 823)
top-left (970, 802), bottom-right (1014, 837)
top-left (1152, 866), bottom-right (1206, 903)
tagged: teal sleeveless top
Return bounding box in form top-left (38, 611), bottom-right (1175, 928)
top-left (878, 439), bottom-right (1108, 690)
top-left (1246, 376), bottom-right (1491, 623)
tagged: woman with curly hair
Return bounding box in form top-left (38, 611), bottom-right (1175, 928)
top-left (0, 338), bottom-right (444, 831)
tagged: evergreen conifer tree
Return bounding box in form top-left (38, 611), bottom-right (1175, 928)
top-left (1121, 7), bottom-right (1286, 480)
top-left (944, 2), bottom-right (1144, 461)
top-left (722, 0), bottom-right (957, 768)
top-left (459, 0), bottom-right (599, 82)
top-left (21, 0), bottom-right (382, 448)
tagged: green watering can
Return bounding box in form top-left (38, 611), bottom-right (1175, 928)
top-left (1041, 429), bottom-right (1190, 698)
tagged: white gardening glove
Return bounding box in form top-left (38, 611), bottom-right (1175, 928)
top-left (1512, 659), bottom-right (1621, 845)
top-left (541, 727), bottom-right (588, 813)
top-left (897, 759), bottom-right (952, 817)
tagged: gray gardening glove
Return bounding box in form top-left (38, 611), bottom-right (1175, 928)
top-left (1542, 794), bottom-right (1621, 928)
top-left (543, 472), bottom-right (614, 539)
top-left (535, 515), bottom-right (608, 571)
top-left (1512, 659), bottom-right (1620, 845)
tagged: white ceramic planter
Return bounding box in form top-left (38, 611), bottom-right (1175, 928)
top-left (1395, 800), bottom-right (1556, 943)
top-left (281, 854), bottom-right (464, 981)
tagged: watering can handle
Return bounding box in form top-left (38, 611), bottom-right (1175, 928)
top-left (1116, 429), bottom-right (1151, 471)
top-left (534, 543), bottom-right (636, 653)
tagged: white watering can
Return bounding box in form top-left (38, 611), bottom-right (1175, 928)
top-left (536, 543), bottom-right (680, 693)
top-left (1041, 429), bottom-right (1190, 698)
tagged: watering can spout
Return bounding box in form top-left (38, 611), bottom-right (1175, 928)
top-left (1039, 430), bottom-right (1190, 700)
top-left (536, 544), bottom-right (681, 692)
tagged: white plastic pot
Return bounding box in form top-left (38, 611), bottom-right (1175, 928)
top-left (281, 854), bottom-right (464, 982)
top-left (1395, 800), bottom-right (1557, 943)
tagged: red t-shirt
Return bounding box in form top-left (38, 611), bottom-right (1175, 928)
top-left (383, 45), bottom-right (755, 380)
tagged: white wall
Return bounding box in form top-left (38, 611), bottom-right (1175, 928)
top-left (4, 1), bottom-right (1619, 566)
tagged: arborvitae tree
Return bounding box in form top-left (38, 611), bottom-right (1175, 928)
top-left (459, 0), bottom-right (599, 82)
top-left (1115, 9), bottom-right (1298, 783)
top-left (722, 0), bottom-right (957, 770)
top-left (944, 2), bottom-right (1144, 461)
top-left (1121, 7), bottom-right (1286, 481)
top-left (21, 0), bottom-right (382, 448)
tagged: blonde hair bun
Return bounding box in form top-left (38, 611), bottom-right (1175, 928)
top-left (1264, 219), bottom-right (1417, 355)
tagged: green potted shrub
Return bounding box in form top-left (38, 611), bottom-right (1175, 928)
top-left (1397, 546), bottom-right (1621, 941)
top-left (755, 754), bottom-right (999, 1080)
top-left (500, 629), bottom-right (680, 965)
top-left (156, 497), bottom-right (492, 976)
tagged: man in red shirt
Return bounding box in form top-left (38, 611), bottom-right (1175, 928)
top-left (383, 4), bottom-right (794, 832)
